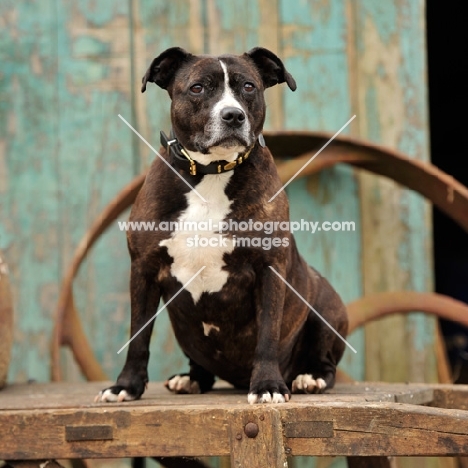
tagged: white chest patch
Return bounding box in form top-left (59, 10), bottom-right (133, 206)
top-left (160, 172), bottom-right (235, 303)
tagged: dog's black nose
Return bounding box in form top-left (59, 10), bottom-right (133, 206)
top-left (221, 107), bottom-right (246, 128)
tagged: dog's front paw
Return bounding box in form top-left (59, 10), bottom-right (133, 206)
top-left (291, 374), bottom-right (327, 394)
top-left (247, 379), bottom-right (291, 404)
top-left (165, 374), bottom-right (201, 394)
top-left (94, 375), bottom-right (147, 403)
top-left (94, 385), bottom-right (138, 403)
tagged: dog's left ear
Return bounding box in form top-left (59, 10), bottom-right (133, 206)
top-left (141, 47), bottom-right (192, 93)
top-left (245, 47), bottom-right (297, 91)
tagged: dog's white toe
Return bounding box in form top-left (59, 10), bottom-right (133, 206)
top-left (166, 375), bottom-right (201, 394)
top-left (291, 374), bottom-right (327, 393)
top-left (247, 392), bottom-right (258, 404)
top-left (95, 388), bottom-right (135, 403)
top-left (167, 375), bottom-right (189, 391)
top-left (316, 378), bottom-right (327, 390)
top-left (258, 392), bottom-right (272, 403)
top-left (271, 392), bottom-right (286, 403)
top-left (247, 391), bottom-right (287, 404)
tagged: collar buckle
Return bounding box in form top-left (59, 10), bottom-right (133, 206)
top-left (180, 147), bottom-right (197, 176)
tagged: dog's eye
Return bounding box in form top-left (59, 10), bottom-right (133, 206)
top-left (243, 82), bottom-right (255, 93)
top-left (190, 84), bottom-right (204, 94)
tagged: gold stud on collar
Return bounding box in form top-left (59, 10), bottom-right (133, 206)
top-left (223, 161), bottom-right (237, 171)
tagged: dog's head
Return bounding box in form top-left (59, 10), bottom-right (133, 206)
top-left (141, 47), bottom-right (296, 160)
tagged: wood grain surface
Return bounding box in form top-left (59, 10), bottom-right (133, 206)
top-left (1, 382), bottom-right (468, 462)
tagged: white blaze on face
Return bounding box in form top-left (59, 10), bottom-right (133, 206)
top-left (187, 59), bottom-right (252, 165)
top-left (212, 60), bottom-right (245, 121)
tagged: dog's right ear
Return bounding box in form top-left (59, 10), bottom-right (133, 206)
top-left (141, 47), bottom-right (192, 93)
top-left (245, 47), bottom-right (296, 91)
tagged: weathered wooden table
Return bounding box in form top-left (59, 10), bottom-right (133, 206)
top-left (2, 382), bottom-right (468, 467)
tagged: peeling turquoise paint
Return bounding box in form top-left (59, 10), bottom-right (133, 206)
top-left (214, 0), bottom-right (261, 32)
top-left (365, 84), bottom-right (381, 142)
top-left (280, 0), bottom-right (346, 51)
top-left (357, 0), bottom-right (436, 387)
top-left (283, 54), bottom-right (353, 132)
top-left (1, 1), bottom-right (61, 383)
top-left (76, 0), bottom-right (129, 27)
top-left (360, 1), bottom-right (398, 45)
top-left (73, 36), bottom-right (111, 57)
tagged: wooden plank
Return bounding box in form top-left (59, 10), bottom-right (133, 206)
top-left (346, 3), bottom-right (441, 465)
top-left (431, 387), bottom-right (468, 411)
top-left (281, 402), bottom-right (468, 457)
top-left (285, 421), bottom-right (334, 439)
top-left (278, 4), bottom-right (364, 459)
top-left (347, 4), bottom-right (450, 464)
top-left (65, 425), bottom-right (114, 442)
top-left (277, 2), bottom-right (365, 410)
top-left (228, 409), bottom-right (287, 468)
top-left (347, 0), bottom-right (437, 384)
top-left (0, 0), bottom-right (62, 383)
top-left (0, 407), bottom-right (231, 459)
top-left (3, 381), bottom-right (439, 411)
top-left (394, 388), bottom-right (434, 405)
top-left (2, 395), bottom-right (468, 459)
top-left (52, 1), bottom-right (136, 383)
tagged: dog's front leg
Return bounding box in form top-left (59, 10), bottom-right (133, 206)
top-left (95, 263), bottom-right (160, 402)
top-left (248, 265), bottom-right (291, 404)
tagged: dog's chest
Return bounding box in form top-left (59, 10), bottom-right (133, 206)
top-left (159, 172), bottom-right (234, 303)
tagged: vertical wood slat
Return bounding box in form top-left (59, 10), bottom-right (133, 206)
top-left (278, 0), bottom-right (364, 381)
top-left (54, 1), bottom-right (135, 382)
top-left (228, 410), bottom-right (287, 468)
top-left (348, 0), bottom-right (437, 386)
top-left (273, 2), bottom-right (365, 468)
top-left (347, 1), bottom-right (445, 468)
top-left (0, 1), bottom-right (62, 383)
